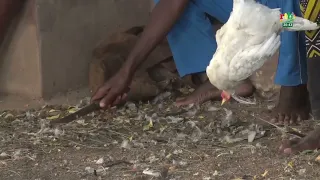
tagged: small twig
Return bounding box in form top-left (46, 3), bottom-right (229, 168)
top-left (253, 116), bottom-right (306, 138)
top-left (177, 145), bottom-right (203, 160)
top-left (8, 169), bottom-right (21, 177)
top-left (61, 138), bottom-right (109, 150)
top-left (88, 138), bottom-right (112, 146)
top-left (160, 109), bottom-right (188, 117)
top-left (105, 129), bottom-right (130, 138)
top-left (104, 160), bottom-right (132, 168)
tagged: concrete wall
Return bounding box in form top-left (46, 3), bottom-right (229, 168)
top-left (0, 0), bottom-right (41, 98)
top-left (0, 0), bottom-right (151, 99)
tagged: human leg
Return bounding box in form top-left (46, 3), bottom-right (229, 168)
top-left (258, 0), bottom-right (310, 124)
top-left (280, 0), bottom-right (320, 154)
top-left (302, 0), bottom-right (320, 119)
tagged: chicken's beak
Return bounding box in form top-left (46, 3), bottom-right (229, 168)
top-left (221, 98), bottom-right (227, 106)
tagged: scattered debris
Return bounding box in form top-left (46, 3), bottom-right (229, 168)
top-left (221, 108), bottom-right (237, 128)
top-left (0, 95), bottom-right (319, 179)
top-left (96, 158), bottom-right (104, 164)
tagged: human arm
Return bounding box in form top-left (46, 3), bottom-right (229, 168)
top-left (91, 0), bottom-right (189, 108)
top-left (121, 0), bottom-right (189, 75)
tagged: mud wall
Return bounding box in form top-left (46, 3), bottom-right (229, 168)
top-left (0, 0), bottom-right (41, 98)
top-left (0, 0), bottom-right (151, 99)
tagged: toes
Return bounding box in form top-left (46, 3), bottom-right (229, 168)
top-left (270, 117), bottom-right (277, 123)
top-left (175, 97), bottom-right (191, 107)
top-left (296, 115), bottom-right (302, 122)
top-left (175, 98), bottom-right (185, 106)
top-left (283, 115), bottom-right (290, 125)
top-left (300, 111), bottom-right (309, 120)
top-left (271, 112), bottom-right (303, 125)
top-left (277, 113), bottom-right (285, 125)
top-left (279, 139), bottom-right (291, 151)
top-left (175, 97), bottom-right (184, 102)
top-left (270, 113), bottom-right (279, 123)
top-left (175, 94), bottom-right (207, 107)
top-left (283, 148), bottom-right (293, 154)
top-left (281, 137), bottom-right (319, 154)
top-left (289, 113), bottom-right (298, 125)
top-left (112, 96), bottom-right (122, 106)
top-left (279, 138), bottom-right (301, 153)
top-left (120, 93), bottom-right (128, 102)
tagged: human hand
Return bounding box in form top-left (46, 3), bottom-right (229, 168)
top-left (91, 70), bottom-right (132, 108)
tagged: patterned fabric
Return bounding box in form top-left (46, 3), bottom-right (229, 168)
top-left (300, 0), bottom-right (320, 58)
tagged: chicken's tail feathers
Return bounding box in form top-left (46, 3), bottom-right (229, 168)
top-left (282, 17), bottom-right (319, 31)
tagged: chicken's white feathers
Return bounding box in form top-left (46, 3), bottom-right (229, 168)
top-left (206, 0), bottom-right (319, 103)
top-left (228, 33), bottom-right (280, 81)
top-left (284, 16), bottom-right (319, 31)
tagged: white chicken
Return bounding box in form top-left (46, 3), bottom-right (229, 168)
top-left (206, 0), bottom-right (319, 105)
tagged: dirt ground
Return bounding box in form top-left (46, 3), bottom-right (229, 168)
top-left (1, 89), bottom-right (320, 180)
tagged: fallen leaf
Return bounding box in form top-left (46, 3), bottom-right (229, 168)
top-left (143, 119), bottom-right (153, 131)
top-left (4, 113), bottom-right (14, 119)
top-left (96, 158), bottom-right (104, 164)
top-left (288, 161), bottom-right (294, 168)
top-left (85, 166), bottom-right (95, 173)
top-left (301, 149), bottom-right (314, 155)
top-left (68, 108), bottom-right (77, 114)
top-left (142, 169), bottom-right (160, 177)
top-left (213, 170), bottom-right (219, 176)
top-left (46, 114), bottom-right (60, 120)
top-left (160, 125), bottom-right (167, 133)
top-left (49, 109), bottom-right (58, 113)
top-left (298, 168), bottom-right (306, 176)
top-left (0, 112), bottom-right (5, 117)
top-left (315, 155), bottom-right (320, 162)
top-left (207, 106), bottom-right (220, 112)
top-left (261, 170), bottom-right (268, 177)
top-left (167, 116), bottom-right (183, 123)
top-left (121, 140), bottom-right (131, 149)
top-left (76, 119), bottom-right (87, 125)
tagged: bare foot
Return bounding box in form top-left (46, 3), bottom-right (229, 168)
top-left (175, 79), bottom-right (254, 107)
top-left (279, 126), bottom-right (320, 154)
top-left (271, 84), bottom-right (310, 125)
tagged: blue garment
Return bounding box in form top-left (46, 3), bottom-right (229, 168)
top-left (153, 0), bottom-right (307, 86)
